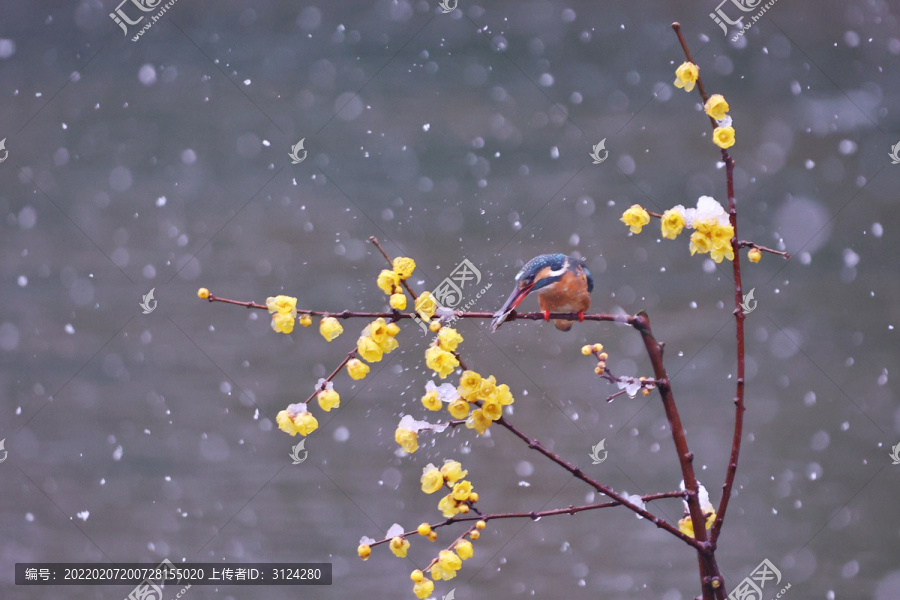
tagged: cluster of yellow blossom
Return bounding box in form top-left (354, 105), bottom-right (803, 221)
top-left (357, 317), bottom-right (400, 364)
top-left (266, 295), bottom-right (298, 334)
top-left (581, 343), bottom-right (609, 376)
top-left (276, 402), bottom-right (318, 437)
top-left (457, 370), bottom-right (515, 434)
top-left (424, 326), bottom-right (462, 379)
top-left (377, 257), bottom-right (416, 311)
top-left (674, 62), bottom-right (735, 150)
top-left (621, 196), bottom-right (743, 264)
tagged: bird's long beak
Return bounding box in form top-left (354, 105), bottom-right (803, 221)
top-left (490, 283), bottom-right (533, 332)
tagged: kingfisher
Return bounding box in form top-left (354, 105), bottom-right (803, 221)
top-left (491, 253), bottom-right (593, 332)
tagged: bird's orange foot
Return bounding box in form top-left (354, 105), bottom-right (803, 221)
top-left (542, 309), bottom-right (550, 322)
top-left (578, 311), bottom-right (585, 322)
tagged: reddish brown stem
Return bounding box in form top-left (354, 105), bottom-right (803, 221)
top-left (367, 491), bottom-right (686, 548)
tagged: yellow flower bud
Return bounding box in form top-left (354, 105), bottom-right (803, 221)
top-left (468, 492), bottom-right (479, 503)
top-left (389, 293), bottom-right (407, 310)
top-left (592, 343), bottom-right (604, 353)
top-left (299, 314), bottom-right (312, 327)
top-left (428, 320), bottom-right (441, 332)
top-left (392, 256), bottom-right (416, 279)
top-left (427, 530), bottom-right (438, 542)
top-left (386, 322), bottom-right (400, 336)
top-left (417, 523), bottom-right (432, 536)
top-left (410, 569), bottom-right (424, 583)
top-left (581, 345), bottom-right (592, 356)
top-left (346, 359), bottom-right (370, 380)
top-left (357, 544), bottom-right (371, 560)
top-left (319, 317), bottom-right (343, 342)
top-left (748, 248), bottom-right (762, 263)
top-left (197, 287), bottom-right (209, 299)
top-left (468, 530), bottom-right (480, 540)
top-left (475, 520), bottom-right (486, 530)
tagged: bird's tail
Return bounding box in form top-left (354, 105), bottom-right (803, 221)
top-left (554, 319), bottom-right (574, 331)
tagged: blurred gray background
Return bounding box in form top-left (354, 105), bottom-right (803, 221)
top-left (1, 1), bottom-right (899, 599)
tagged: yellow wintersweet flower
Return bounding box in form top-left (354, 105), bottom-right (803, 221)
top-left (477, 375), bottom-right (498, 401)
top-left (466, 409), bottom-right (491, 435)
top-left (319, 317), bottom-right (343, 342)
top-left (437, 326), bottom-right (463, 352)
top-left (368, 317), bottom-right (389, 345)
top-left (421, 391), bottom-right (443, 412)
top-left (386, 322), bottom-right (400, 337)
top-left (413, 578), bottom-right (434, 599)
top-left (197, 287), bottom-right (209, 299)
top-left (689, 231), bottom-right (713, 256)
top-left (299, 314), bottom-right (312, 327)
top-left (377, 269), bottom-right (400, 295)
top-left (266, 295), bottom-right (297, 315)
top-left (448, 398), bottom-right (470, 419)
top-left (710, 244), bottom-right (735, 263)
top-left (496, 383), bottom-right (514, 406)
top-left (415, 291), bottom-right (438, 321)
top-left (389, 293), bottom-right (407, 310)
top-left (455, 539), bottom-right (474, 560)
top-left (674, 61), bottom-right (699, 92)
top-left (317, 388), bottom-right (340, 412)
top-left (482, 399), bottom-right (503, 421)
top-left (392, 256), bottom-right (416, 280)
top-left (704, 94), bottom-right (730, 121)
top-left (357, 544), bottom-right (371, 560)
top-left (621, 204), bottom-right (651, 234)
top-left (417, 522), bottom-right (432, 536)
top-left (377, 334), bottom-right (399, 354)
top-left (421, 464), bottom-right (445, 494)
top-left (710, 223), bottom-right (734, 249)
top-left (425, 345), bottom-right (459, 379)
top-left (395, 427), bottom-right (418, 453)
top-left (347, 358), bottom-right (370, 380)
top-left (451, 480), bottom-right (473, 501)
top-left (457, 370), bottom-right (482, 400)
top-left (276, 407), bottom-right (318, 436)
top-left (410, 570), bottom-right (424, 583)
top-left (389, 536), bottom-right (410, 558)
top-left (430, 562), bottom-right (453, 581)
top-left (356, 336), bottom-right (384, 363)
top-left (271, 312), bottom-right (295, 334)
top-left (713, 126), bottom-right (735, 149)
top-left (748, 248), bottom-right (762, 263)
top-left (440, 460), bottom-right (468, 483)
top-left (438, 550), bottom-right (462, 574)
top-left (661, 207), bottom-right (686, 240)
top-left (438, 494), bottom-right (459, 518)
top-left (678, 516), bottom-right (695, 538)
